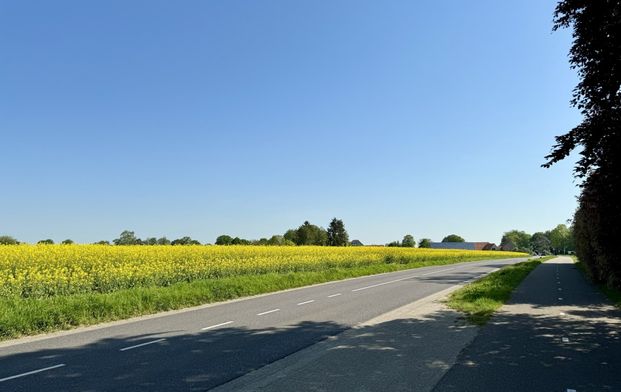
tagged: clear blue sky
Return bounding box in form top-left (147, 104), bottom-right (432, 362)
top-left (1, 0), bottom-right (580, 245)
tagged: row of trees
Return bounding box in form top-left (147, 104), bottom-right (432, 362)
top-left (0, 232), bottom-right (204, 246)
top-left (385, 234), bottom-right (463, 248)
top-left (111, 231), bottom-right (201, 246)
top-left (0, 236), bottom-right (75, 245)
top-left (500, 224), bottom-right (574, 255)
top-left (1, 229), bottom-right (463, 249)
top-left (217, 218), bottom-right (350, 247)
top-left (543, 2), bottom-right (620, 288)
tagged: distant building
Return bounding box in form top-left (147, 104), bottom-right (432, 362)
top-left (350, 239), bottom-right (364, 246)
top-left (430, 242), bottom-right (497, 251)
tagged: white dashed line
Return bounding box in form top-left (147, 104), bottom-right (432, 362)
top-left (297, 300), bottom-right (315, 306)
top-left (352, 268), bottom-right (457, 292)
top-left (562, 337), bottom-right (570, 343)
top-left (327, 293), bottom-right (342, 298)
top-left (558, 298), bottom-right (563, 301)
top-left (419, 267), bottom-right (458, 277)
top-left (257, 308), bottom-right (280, 316)
top-left (201, 321), bottom-right (234, 331)
top-left (0, 364), bottom-right (66, 383)
top-left (119, 338), bottom-right (165, 352)
top-left (567, 389), bottom-right (577, 392)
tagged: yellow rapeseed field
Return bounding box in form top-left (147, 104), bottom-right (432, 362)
top-left (0, 245), bottom-right (525, 299)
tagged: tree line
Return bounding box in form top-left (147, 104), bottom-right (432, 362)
top-left (543, 2), bottom-right (620, 288)
top-left (384, 234), bottom-right (463, 248)
top-left (216, 218), bottom-right (350, 247)
top-left (0, 229), bottom-right (470, 249)
top-left (0, 232), bottom-right (202, 246)
top-left (500, 224), bottom-right (574, 255)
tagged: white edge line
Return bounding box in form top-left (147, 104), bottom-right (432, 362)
top-left (119, 338), bottom-right (166, 352)
top-left (0, 364), bottom-right (66, 383)
top-left (201, 321), bottom-right (234, 331)
top-left (257, 308), bottom-right (280, 316)
top-left (297, 300), bottom-right (315, 306)
top-left (327, 293), bottom-right (342, 298)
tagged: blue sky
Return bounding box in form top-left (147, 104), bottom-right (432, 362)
top-left (1, 1), bottom-right (580, 245)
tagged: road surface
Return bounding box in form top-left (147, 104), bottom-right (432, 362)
top-left (0, 257), bottom-right (527, 391)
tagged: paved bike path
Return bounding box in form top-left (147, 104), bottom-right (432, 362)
top-left (433, 256), bottom-right (621, 391)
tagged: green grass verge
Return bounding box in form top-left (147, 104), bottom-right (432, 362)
top-left (0, 254), bottom-right (524, 341)
top-left (573, 259), bottom-right (621, 308)
top-left (446, 256), bottom-right (554, 325)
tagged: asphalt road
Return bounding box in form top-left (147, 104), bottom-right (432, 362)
top-left (0, 257), bottom-right (527, 391)
top-left (433, 256), bottom-right (621, 391)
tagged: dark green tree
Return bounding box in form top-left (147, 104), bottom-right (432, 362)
top-left (215, 235), bottom-right (233, 245)
top-left (171, 236), bottom-right (201, 245)
top-left (94, 240), bottom-right (110, 245)
top-left (113, 230), bottom-right (141, 245)
top-left (231, 237), bottom-right (251, 245)
top-left (267, 235), bottom-right (285, 245)
top-left (530, 232), bottom-right (551, 255)
top-left (156, 237), bottom-right (171, 245)
top-left (288, 221), bottom-right (328, 246)
top-left (327, 218), bottom-right (349, 246)
top-left (500, 230), bottom-right (531, 251)
top-left (543, 1), bottom-right (621, 287)
top-left (418, 238), bottom-right (432, 248)
top-left (61, 239), bottom-right (74, 245)
top-left (143, 237), bottom-right (158, 245)
top-left (402, 234), bottom-right (416, 248)
top-left (0, 236), bottom-right (19, 245)
top-left (283, 229), bottom-right (298, 244)
top-left (442, 234), bottom-right (465, 243)
top-left (37, 239), bottom-right (54, 244)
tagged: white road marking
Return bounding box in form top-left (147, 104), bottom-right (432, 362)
top-left (562, 337), bottom-right (569, 343)
top-left (0, 364), bottom-right (66, 382)
top-left (558, 298), bottom-right (563, 301)
top-left (297, 300), bottom-right (315, 306)
top-left (327, 293), bottom-right (342, 298)
top-left (201, 321), bottom-right (234, 331)
top-left (257, 308), bottom-right (280, 316)
top-left (567, 389), bottom-right (576, 392)
top-left (419, 267), bottom-right (458, 276)
top-left (352, 268), bottom-right (457, 292)
top-left (119, 338), bottom-right (166, 352)
top-left (560, 312), bottom-right (566, 315)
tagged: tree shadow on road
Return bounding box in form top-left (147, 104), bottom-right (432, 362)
top-left (0, 309), bottom-right (474, 392)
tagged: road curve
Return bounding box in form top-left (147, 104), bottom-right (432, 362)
top-left (0, 257), bottom-right (528, 391)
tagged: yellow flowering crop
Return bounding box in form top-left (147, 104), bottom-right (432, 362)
top-left (0, 245), bottom-right (526, 299)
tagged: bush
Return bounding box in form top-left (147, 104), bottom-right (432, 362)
top-left (0, 236), bottom-right (19, 245)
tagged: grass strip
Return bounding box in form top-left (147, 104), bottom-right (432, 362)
top-left (446, 256), bottom-right (553, 325)
top-left (573, 259), bottom-right (621, 308)
top-left (0, 254), bottom-right (523, 341)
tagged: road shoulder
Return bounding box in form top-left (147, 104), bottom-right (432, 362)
top-left (211, 285), bottom-right (478, 392)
